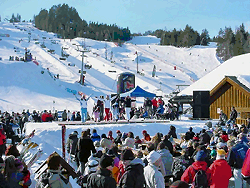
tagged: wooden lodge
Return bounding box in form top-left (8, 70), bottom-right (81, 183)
top-left (210, 76), bottom-right (250, 125)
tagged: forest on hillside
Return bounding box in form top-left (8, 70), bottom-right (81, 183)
top-left (5, 7), bottom-right (250, 62)
top-left (34, 4), bottom-right (131, 43)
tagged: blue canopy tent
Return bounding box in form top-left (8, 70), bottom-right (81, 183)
top-left (120, 86), bottom-right (156, 98)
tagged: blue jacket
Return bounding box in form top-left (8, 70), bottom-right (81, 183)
top-left (227, 141), bottom-right (249, 169)
top-left (91, 132), bottom-right (101, 142)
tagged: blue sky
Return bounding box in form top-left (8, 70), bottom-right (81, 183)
top-left (1, 0), bottom-right (250, 37)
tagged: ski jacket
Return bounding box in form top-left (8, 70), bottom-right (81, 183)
top-left (0, 130), bottom-right (6, 145)
top-left (124, 97), bottom-right (132, 107)
top-left (208, 159), bottom-right (232, 188)
top-left (227, 141), bottom-right (249, 169)
top-left (230, 109), bottom-right (237, 120)
top-left (157, 149), bottom-right (173, 176)
top-left (87, 168), bottom-right (117, 188)
top-left (77, 137), bottom-right (96, 163)
top-left (66, 134), bottom-right (78, 155)
top-left (100, 138), bottom-right (114, 150)
top-left (91, 132), bottom-right (101, 142)
top-left (36, 169), bottom-right (72, 188)
top-left (104, 99), bottom-right (111, 109)
top-left (181, 161), bottom-right (208, 184)
top-left (118, 158), bottom-right (146, 188)
top-left (122, 137), bottom-right (135, 148)
top-left (144, 162), bottom-right (164, 188)
top-left (8, 171), bottom-right (31, 188)
top-left (151, 99), bottom-right (158, 107)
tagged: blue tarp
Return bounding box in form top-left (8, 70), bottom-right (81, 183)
top-left (120, 86), bottom-right (156, 98)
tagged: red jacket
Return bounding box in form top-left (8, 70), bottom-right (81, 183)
top-left (0, 130), bottom-right (6, 145)
top-left (151, 99), bottom-right (158, 107)
top-left (181, 161), bottom-right (208, 184)
top-left (208, 159), bottom-right (231, 188)
top-left (144, 134), bottom-right (151, 141)
top-left (221, 135), bottom-right (229, 142)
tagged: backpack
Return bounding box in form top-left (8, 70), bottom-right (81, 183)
top-left (191, 166), bottom-right (208, 188)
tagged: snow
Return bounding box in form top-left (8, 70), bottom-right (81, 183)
top-left (179, 53), bottom-right (250, 96)
top-left (0, 22), bottom-right (221, 112)
top-left (0, 22), bottom-right (237, 187)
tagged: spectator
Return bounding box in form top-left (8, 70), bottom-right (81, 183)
top-left (100, 134), bottom-right (114, 150)
top-left (144, 150), bottom-right (165, 188)
top-left (227, 106), bottom-right (238, 125)
top-left (167, 125), bottom-right (177, 139)
top-left (77, 130), bottom-right (96, 175)
top-left (66, 131), bottom-right (78, 161)
top-left (208, 149), bottom-right (232, 188)
top-left (122, 132), bottom-right (135, 148)
top-left (157, 141), bottom-right (173, 186)
top-left (91, 129), bottom-right (101, 142)
top-left (142, 130), bottom-right (151, 142)
top-left (107, 130), bottom-right (114, 141)
top-left (36, 153), bottom-right (72, 188)
top-left (199, 129), bottom-right (211, 145)
top-left (162, 135), bottom-right (173, 155)
top-left (181, 150), bottom-right (209, 185)
top-left (185, 127), bottom-right (195, 141)
top-left (62, 110), bottom-right (67, 121)
top-left (227, 133), bottom-right (249, 188)
top-left (118, 149), bottom-right (145, 188)
top-left (114, 130), bottom-right (122, 145)
top-left (87, 154), bottom-right (116, 188)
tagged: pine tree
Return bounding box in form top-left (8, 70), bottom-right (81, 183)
top-left (200, 29), bottom-right (210, 45)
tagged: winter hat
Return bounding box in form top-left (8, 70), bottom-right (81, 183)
top-left (147, 151), bottom-right (161, 164)
top-left (73, 131), bottom-right (78, 135)
top-left (116, 130), bottom-right (121, 134)
top-left (170, 180), bottom-right (189, 188)
top-left (101, 134), bottom-right (107, 138)
top-left (15, 158), bottom-right (24, 170)
top-left (216, 149), bottom-right (226, 160)
top-left (108, 131), bottom-right (112, 136)
top-left (195, 150), bottom-right (207, 161)
top-left (99, 154), bottom-right (114, 168)
top-left (87, 160), bottom-right (99, 172)
top-left (121, 149), bottom-right (135, 161)
top-left (142, 130), bottom-right (147, 134)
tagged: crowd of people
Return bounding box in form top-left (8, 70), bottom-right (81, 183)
top-left (1, 106), bottom-right (250, 187)
top-left (37, 115), bottom-right (250, 188)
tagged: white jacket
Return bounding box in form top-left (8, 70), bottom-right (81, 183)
top-left (122, 137), bottom-right (135, 148)
top-left (104, 99), bottom-right (111, 109)
top-left (144, 163), bottom-right (165, 188)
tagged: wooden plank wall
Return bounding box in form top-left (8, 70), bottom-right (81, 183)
top-left (210, 83), bottom-right (250, 125)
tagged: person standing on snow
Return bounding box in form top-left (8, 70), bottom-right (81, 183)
top-left (104, 95), bottom-right (112, 121)
top-left (124, 96), bottom-right (132, 121)
top-left (75, 94), bottom-right (91, 123)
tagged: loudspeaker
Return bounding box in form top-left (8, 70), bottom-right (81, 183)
top-left (193, 91), bottom-right (210, 118)
top-left (193, 105), bottom-right (210, 118)
top-left (193, 91), bottom-right (210, 105)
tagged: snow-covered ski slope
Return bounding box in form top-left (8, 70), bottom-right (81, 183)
top-left (0, 22), bottom-right (221, 112)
